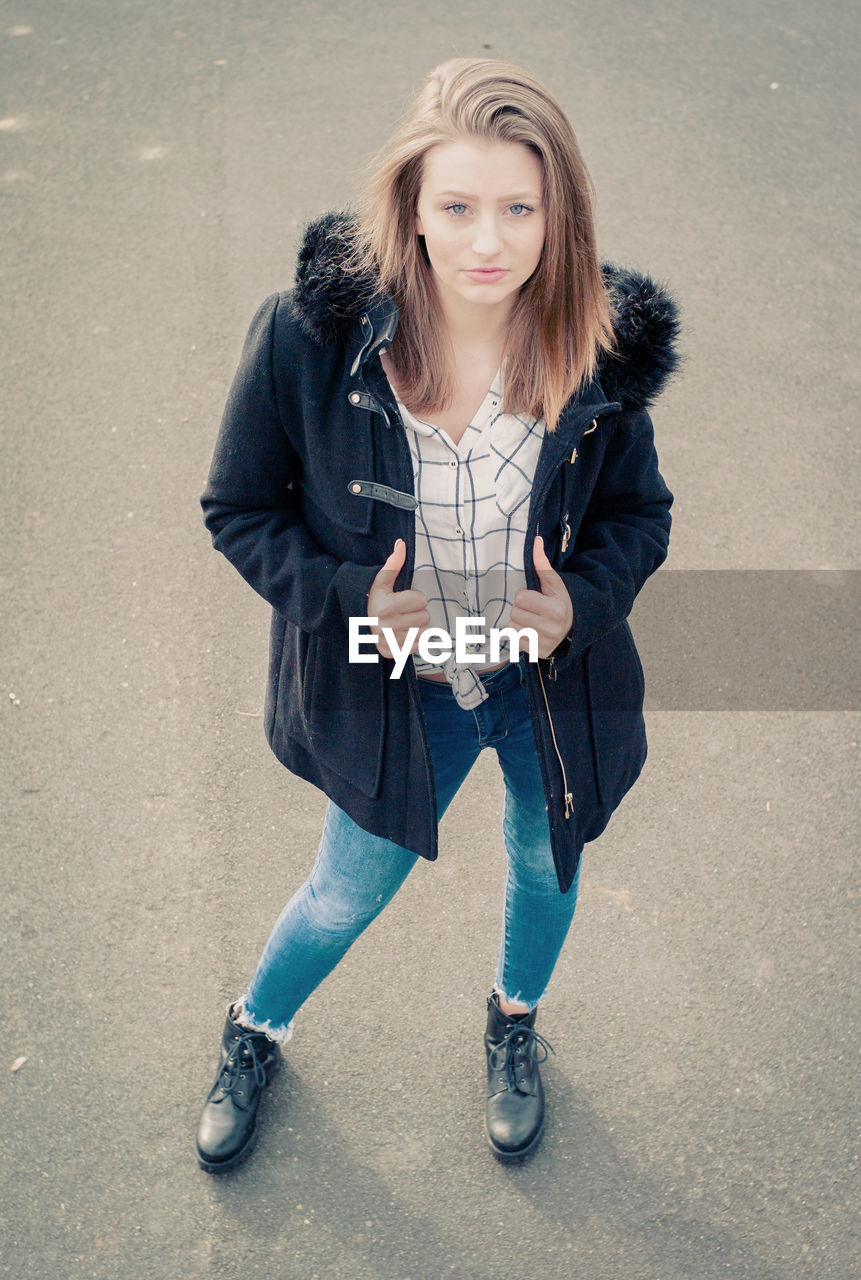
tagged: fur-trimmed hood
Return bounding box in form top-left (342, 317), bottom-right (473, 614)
top-left (291, 210), bottom-right (680, 410)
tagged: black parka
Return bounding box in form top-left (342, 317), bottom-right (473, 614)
top-left (201, 212), bottom-right (680, 892)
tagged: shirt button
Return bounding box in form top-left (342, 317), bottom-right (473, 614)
top-left (455, 528), bottom-right (464, 536)
top-left (349, 392), bottom-right (361, 405)
top-left (449, 460), bottom-right (457, 468)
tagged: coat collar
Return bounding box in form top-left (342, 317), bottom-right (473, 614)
top-left (291, 209), bottom-right (681, 411)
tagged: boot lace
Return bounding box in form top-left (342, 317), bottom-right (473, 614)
top-left (489, 1023), bottom-right (554, 1094)
top-left (219, 1031), bottom-right (269, 1095)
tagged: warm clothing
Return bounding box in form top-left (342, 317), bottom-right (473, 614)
top-left (394, 361), bottom-right (546, 706)
top-left (236, 661), bottom-right (580, 1041)
top-left (201, 210), bottom-right (680, 892)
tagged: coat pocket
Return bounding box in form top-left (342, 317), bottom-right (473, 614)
top-left (584, 621), bottom-right (646, 808)
top-left (277, 623), bottom-right (387, 798)
top-left (304, 633), bottom-right (387, 796)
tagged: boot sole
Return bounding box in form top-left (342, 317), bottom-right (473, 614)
top-left (485, 1113), bottom-right (546, 1164)
top-left (195, 1055), bottom-right (280, 1174)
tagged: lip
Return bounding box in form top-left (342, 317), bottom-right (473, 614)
top-left (463, 268), bottom-right (509, 282)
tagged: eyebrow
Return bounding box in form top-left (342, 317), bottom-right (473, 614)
top-left (435, 189), bottom-right (542, 201)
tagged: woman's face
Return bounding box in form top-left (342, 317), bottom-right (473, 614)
top-left (415, 137), bottom-right (546, 318)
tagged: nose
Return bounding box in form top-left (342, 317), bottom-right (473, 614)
top-left (471, 213), bottom-right (504, 258)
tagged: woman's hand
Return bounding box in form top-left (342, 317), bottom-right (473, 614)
top-left (509, 536), bottom-right (574, 659)
top-left (367, 539), bottom-right (430, 660)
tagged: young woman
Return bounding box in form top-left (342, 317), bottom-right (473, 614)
top-left (196, 56), bottom-right (679, 1172)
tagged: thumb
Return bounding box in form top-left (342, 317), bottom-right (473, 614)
top-left (374, 538), bottom-right (406, 592)
top-left (533, 535), bottom-right (562, 594)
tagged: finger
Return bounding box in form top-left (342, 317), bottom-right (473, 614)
top-left (374, 593), bottom-right (429, 623)
top-left (511, 597), bottom-right (569, 634)
top-left (372, 538), bottom-right (407, 592)
top-left (532, 534), bottom-right (566, 596)
top-left (511, 584), bottom-right (542, 610)
top-left (510, 589), bottom-right (550, 619)
top-left (374, 628), bottom-right (425, 659)
top-left (383, 629), bottom-right (428, 654)
top-left (374, 610), bottom-right (431, 634)
top-left (379, 587), bottom-right (427, 612)
top-left (532, 534), bottom-right (551, 572)
top-left (374, 634), bottom-right (394, 659)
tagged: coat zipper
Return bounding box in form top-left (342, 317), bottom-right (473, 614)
top-left (526, 407), bottom-right (619, 822)
top-left (536, 659), bottom-right (574, 819)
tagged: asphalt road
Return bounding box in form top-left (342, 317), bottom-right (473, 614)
top-left (1, 2), bottom-right (858, 1277)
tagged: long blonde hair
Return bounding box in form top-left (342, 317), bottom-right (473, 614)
top-left (344, 57), bottom-right (615, 432)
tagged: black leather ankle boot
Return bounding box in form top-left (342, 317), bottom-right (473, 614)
top-left (195, 1004), bottom-right (281, 1173)
top-left (484, 992), bottom-right (553, 1162)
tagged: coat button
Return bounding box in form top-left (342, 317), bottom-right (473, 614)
top-left (349, 392), bottom-right (361, 405)
top-left (351, 483), bottom-right (362, 494)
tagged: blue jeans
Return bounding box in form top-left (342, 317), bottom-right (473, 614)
top-left (235, 661), bottom-right (581, 1043)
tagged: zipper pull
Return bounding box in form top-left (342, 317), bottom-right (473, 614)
top-left (569, 446), bottom-right (577, 464)
top-left (548, 655), bottom-right (557, 681)
top-left (563, 792), bottom-right (574, 818)
top-left (560, 517), bottom-right (571, 554)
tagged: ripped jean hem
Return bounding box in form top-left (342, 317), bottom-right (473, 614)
top-left (492, 980), bottom-right (541, 1013)
top-left (232, 994), bottom-right (295, 1045)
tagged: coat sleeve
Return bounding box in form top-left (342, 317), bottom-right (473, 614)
top-left (200, 293), bottom-right (378, 634)
top-left (551, 407), bottom-right (673, 669)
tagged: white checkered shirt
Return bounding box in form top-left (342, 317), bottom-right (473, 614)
top-left (391, 364), bottom-right (546, 710)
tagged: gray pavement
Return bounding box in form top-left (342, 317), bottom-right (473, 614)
top-left (1, 1), bottom-right (858, 1277)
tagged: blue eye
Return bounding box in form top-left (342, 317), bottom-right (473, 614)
top-left (441, 201), bottom-right (534, 217)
